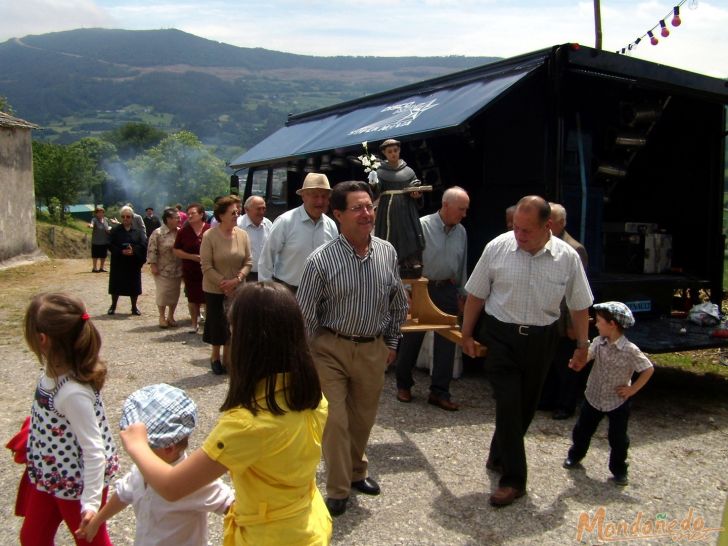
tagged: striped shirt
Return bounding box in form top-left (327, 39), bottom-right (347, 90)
top-left (465, 231), bottom-right (593, 326)
top-left (297, 234), bottom-right (408, 350)
top-left (585, 335), bottom-right (653, 412)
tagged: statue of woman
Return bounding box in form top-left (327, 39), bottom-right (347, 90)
top-left (374, 139), bottom-right (425, 278)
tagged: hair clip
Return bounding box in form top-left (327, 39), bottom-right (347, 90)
top-left (81, 313), bottom-right (90, 321)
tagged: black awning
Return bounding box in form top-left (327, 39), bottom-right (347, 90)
top-left (230, 63), bottom-right (540, 168)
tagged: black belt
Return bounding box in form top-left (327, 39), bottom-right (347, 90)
top-left (428, 279), bottom-right (454, 288)
top-left (324, 327), bottom-right (378, 343)
top-left (486, 314), bottom-right (556, 336)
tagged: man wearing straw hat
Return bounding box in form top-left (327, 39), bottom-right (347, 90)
top-left (258, 172), bottom-right (339, 292)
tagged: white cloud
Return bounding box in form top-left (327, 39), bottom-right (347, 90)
top-left (0, 0), bottom-right (724, 76)
top-left (0, 0), bottom-right (114, 40)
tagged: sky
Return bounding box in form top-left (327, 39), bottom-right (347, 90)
top-left (0, 0), bottom-right (726, 78)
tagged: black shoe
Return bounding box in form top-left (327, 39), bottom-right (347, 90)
top-left (553, 409), bottom-right (574, 420)
top-left (351, 477), bottom-right (380, 496)
top-left (92, 268), bottom-right (98, 273)
top-left (563, 457), bottom-right (583, 470)
top-left (107, 307), bottom-right (115, 315)
top-left (610, 473), bottom-right (629, 486)
top-left (210, 360), bottom-right (225, 375)
top-left (131, 307), bottom-right (142, 316)
top-left (325, 497), bottom-right (348, 517)
top-left (99, 268), bottom-right (108, 272)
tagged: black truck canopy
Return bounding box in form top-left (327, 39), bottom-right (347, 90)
top-left (231, 43), bottom-right (728, 353)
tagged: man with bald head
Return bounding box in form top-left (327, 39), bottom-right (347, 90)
top-left (461, 195), bottom-right (593, 506)
top-left (395, 186), bottom-right (470, 410)
top-left (237, 195), bottom-right (273, 282)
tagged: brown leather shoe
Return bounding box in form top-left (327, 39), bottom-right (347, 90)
top-left (489, 486), bottom-right (525, 507)
top-left (397, 388), bottom-right (412, 403)
top-left (428, 394), bottom-right (459, 411)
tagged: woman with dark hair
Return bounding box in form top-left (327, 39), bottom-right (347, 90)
top-left (173, 203), bottom-right (210, 333)
top-left (119, 282), bottom-right (331, 545)
top-left (108, 205), bottom-right (147, 315)
top-left (200, 195), bottom-right (252, 375)
top-left (147, 207), bottom-right (182, 328)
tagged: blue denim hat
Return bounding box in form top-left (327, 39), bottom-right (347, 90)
top-left (120, 384), bottom-right (197, 448)
top-left (593, 301), bottom-right (635, 329)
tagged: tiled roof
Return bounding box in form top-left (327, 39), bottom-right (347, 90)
top-left (0, 111), bottom-right (38, 129)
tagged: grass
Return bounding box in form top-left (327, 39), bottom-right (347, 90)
top-left (649, 349), bottom-right (728, 379)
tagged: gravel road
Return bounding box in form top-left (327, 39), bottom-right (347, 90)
top-left (0, 259), bottom-right (726, 545)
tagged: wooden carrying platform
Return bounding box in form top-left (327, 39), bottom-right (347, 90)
top-left (400, 277), bottom-right (487, 357)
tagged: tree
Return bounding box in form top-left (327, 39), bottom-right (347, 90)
top-left (72, 137), bottom-right (118, 204)
top-left (103, 122), bottom-right (167, 160)
top-left (0, 95), bottom-right (13, 114)
top-left (128, 131), bottom-right (228, 209)
top-left (33, 141), bottom-right (96, 221)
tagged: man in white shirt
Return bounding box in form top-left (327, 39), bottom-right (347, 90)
top-left (258, 173), bottom-right (338, 292)
top-left (237, 195), bottom-right (272, 282)
top-left (461, 195), bottom-right (593, 507)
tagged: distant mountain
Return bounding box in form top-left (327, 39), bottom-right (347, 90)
top-left (0, 28), bottom-right (498, 155)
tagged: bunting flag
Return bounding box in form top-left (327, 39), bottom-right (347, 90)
top-left (617, 0), bottom-right (694, 55)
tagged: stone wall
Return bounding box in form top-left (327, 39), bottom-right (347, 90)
top-left (0, 125), bottom-right (38, 261)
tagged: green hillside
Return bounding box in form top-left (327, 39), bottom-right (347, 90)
top-left (0, 29), bottom-right (497, 155)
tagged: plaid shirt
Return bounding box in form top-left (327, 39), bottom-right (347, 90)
top-left (465, 231), bottom-right (593, 326)
top-left (585, 335), bottom-right (653, 412)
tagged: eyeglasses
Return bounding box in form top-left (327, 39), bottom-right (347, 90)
top-left (230, 209), bottom-right (241, 216)
top-left (347, 204), bottom-right (375, 214)
top-left (120, 215), bottom-right (132, 219)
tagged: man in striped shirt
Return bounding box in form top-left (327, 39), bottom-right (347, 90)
top-left (297, 181), bottom-right (408, 517)
top-left (461, 195), bottom-right (593, 507)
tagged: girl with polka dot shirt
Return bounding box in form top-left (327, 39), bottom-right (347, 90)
top-left (19, 293), bottom-right (119, 546)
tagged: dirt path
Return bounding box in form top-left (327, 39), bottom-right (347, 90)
top-left (1, 259), bottom-right (727, 545)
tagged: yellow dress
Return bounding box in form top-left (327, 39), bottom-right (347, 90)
top-left (202, 374), bottom-right (331, 545)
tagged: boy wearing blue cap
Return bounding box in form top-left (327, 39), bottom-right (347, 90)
top-left (77, 384), bottom-right (234, 545)
top-left (563, 302), bottom-right (654, 486)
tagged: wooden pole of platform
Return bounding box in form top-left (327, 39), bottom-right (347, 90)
top-left (400, 278), bottom-right (487, 357)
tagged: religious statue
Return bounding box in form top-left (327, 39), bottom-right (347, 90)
top-left (372, 139), bottom-right (428, 279)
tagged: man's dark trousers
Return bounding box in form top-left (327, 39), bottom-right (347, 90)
top-left (396, 283), bottom-right (458, 400)
top-left (478, 313), bottom-right (560, 490)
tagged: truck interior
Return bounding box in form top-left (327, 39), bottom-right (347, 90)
top-left (232, 44), bottom-right (728, 353)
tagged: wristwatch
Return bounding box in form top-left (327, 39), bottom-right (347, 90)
top-left (575, 339), bottom-right (590, 349)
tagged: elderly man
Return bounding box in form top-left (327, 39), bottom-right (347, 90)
top-left (237, 195), bottom-right (272, 282)
top-left (395, 186), bottom-right (470, 410)
top-left (461, 195), bottom-right (593, 507)
top-left (540, 203), bottom-right (590, 419)
top-left (297, 181), bottom-right (408, 517)
top-left (258, 173), bottom-right (338, 292)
